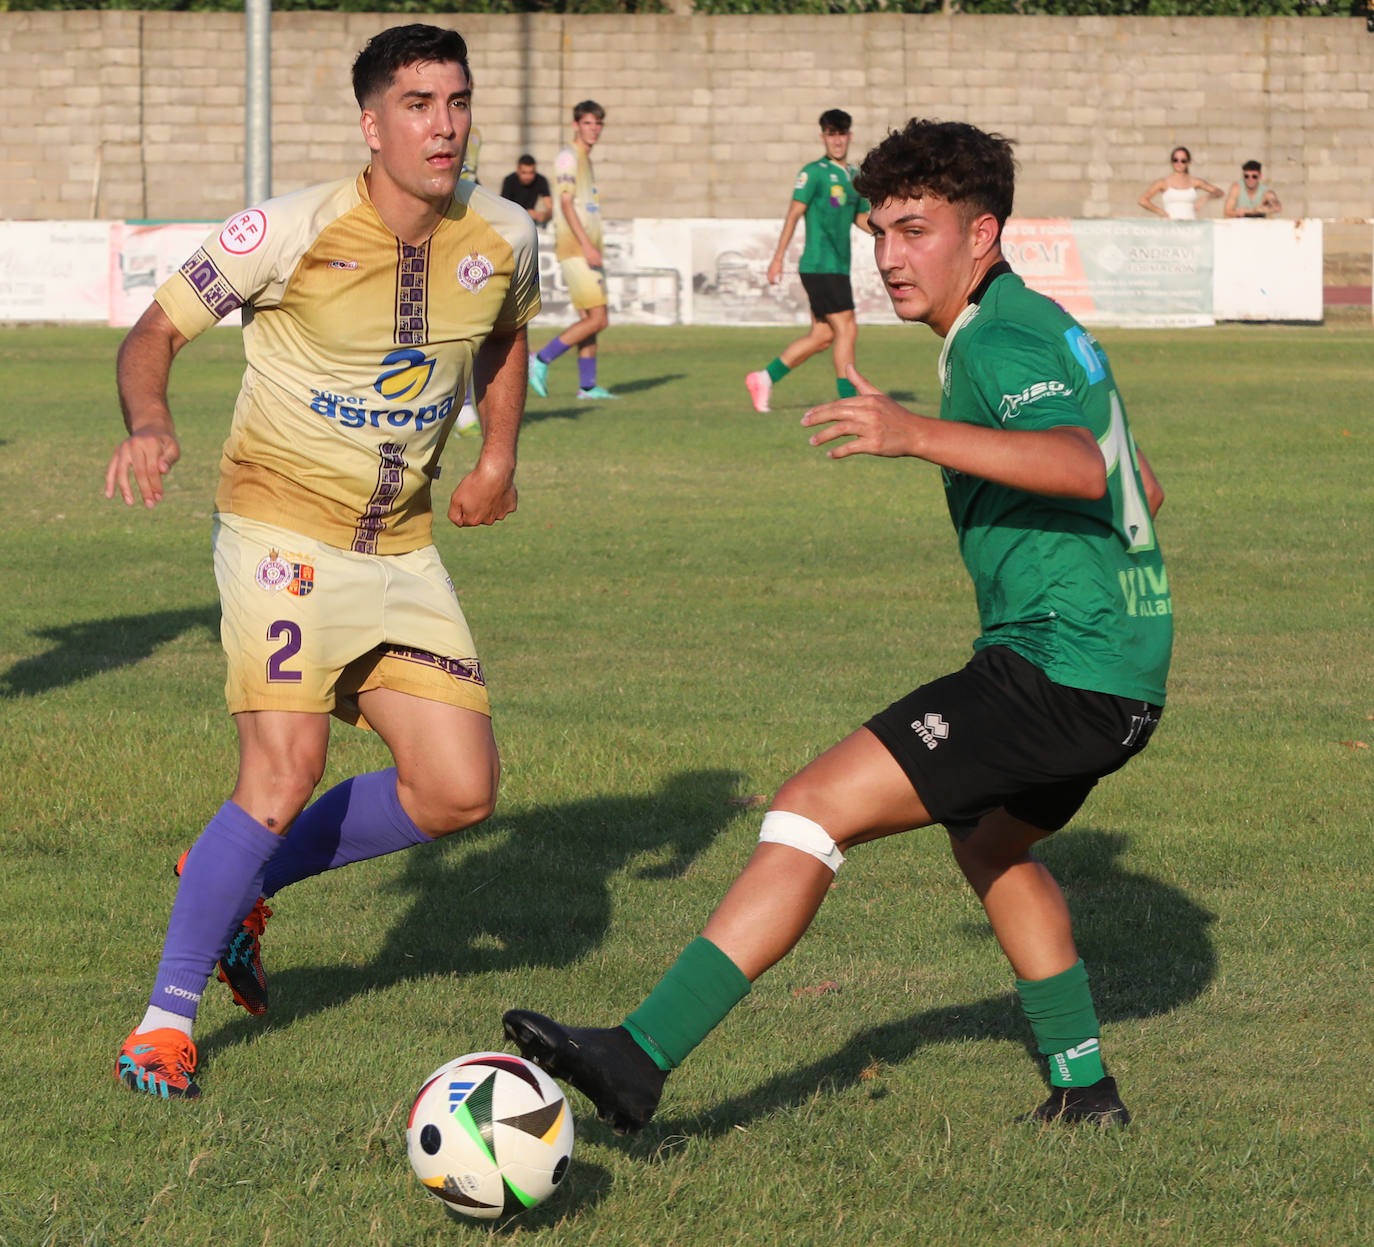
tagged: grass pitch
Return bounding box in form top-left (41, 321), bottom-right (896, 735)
top-left (0, 321), bottom-right (1370, 1246)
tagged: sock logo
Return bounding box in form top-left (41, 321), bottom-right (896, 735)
top-left (1053, 1037), bottom-right (1100, 1084)
top-left (162, 985), bottom-right (202, 1003)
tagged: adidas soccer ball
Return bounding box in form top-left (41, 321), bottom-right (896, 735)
top-left (406, 1052), bottom-right (574, 1219)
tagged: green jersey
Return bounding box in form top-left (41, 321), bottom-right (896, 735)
top-left (791, 157), bottom-right (869, 275)
top-left (937, 265), bottom-right (1172, 704)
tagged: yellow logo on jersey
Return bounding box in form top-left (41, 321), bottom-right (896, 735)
top-left (374, 348), bottom-right (436, 402)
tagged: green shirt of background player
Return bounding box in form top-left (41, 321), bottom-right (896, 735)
top-left (504, 119), bottom-right (1172, 1135)
top-left (745, 109), bottom-right (872, 413)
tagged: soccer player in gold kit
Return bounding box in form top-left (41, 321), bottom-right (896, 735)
top-left (107, 24), bottom-right (540, 1099)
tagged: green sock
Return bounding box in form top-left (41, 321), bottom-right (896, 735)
top-left (765, 358), bottom-right (790, 384)
top-left (1015, 959), bottom-right (1107, 1089)
top-left (836, 377), bottom-right (857, 398)
top-left (622, 937), bottom-right (751, 1072)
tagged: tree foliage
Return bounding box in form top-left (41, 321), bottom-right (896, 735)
top-left (1, 0), bottom-right (1362, 12)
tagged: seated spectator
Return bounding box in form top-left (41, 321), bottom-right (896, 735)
top-left (501, 155), bottom-right (553, 225)
top-left (1225, 161), bottom-right (1282, 218)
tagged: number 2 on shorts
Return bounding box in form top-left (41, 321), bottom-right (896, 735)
top-left (266, 619), bottom-right (303, 683)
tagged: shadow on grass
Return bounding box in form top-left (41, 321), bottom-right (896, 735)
top-left (626, 827), bottom-right (1215, 1144)
top-left (199, 768), bottom-right (745, 1052)
top-left (0, 606), bottom-right (219, 697)
top-left (522, 372), bottom-right (686, 423)
top-left (446, 1157), bottom-right (612, 1234)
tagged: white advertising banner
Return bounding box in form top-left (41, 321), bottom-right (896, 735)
top-left (0, 221), bottom-right (112, 322)
top-left (0, 217), bottom-right (1331, 328)
top-left (1212, 218), bottom-right (1322, 322)
top-left (529, 220), bottom-right (679, 329)
top-left (108, 221), bottom-right (221, 327)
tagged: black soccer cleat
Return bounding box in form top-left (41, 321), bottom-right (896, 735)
top-left (1025, 1075), bottom-right (1131, 1127)
top-left (502, 1010), bottom-right (666, 1135)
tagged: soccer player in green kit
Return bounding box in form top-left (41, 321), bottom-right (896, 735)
top-left (746, 109), bottom-right (871, 412)
top-left (505, 119), bottom-right (1171, 1131)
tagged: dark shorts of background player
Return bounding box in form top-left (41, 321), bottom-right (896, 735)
top-left (799, 271), bottom-right (855, 318)
top-left (865, 645), bottom-right (1163, 839)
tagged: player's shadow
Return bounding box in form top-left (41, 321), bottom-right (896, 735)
top-left (608, 372), bottom-right (685, 396)
top-left (633, 827), bottom-right (1215, 1143)
top-left (520, 373), bottom-right (687, 425)
top-left (446, 1157), bottom-right (613, 1234)
top-left (199, 768), bottom-right (746, 1052)
top-left (0, 606), bottom-right (219, 698)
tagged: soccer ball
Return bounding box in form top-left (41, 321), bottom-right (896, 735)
top-left (406, 1051), bottom-right (574, 1219)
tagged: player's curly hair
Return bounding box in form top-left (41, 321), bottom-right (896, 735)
top-left (854, 119), bottom-right (1017, 229)
top-left (352, 24), bottom-right (471, 108)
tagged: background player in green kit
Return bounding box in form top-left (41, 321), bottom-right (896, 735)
top-left (505, 118), bottom-right (1171, 1132)
top-left (746, 109), bottom-right (871, 413)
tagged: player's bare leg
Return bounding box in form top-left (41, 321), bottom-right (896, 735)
top-left (952, 810), bottom-right (1129, 1126)
top-left (825, 309), bottom-right (859, 394)
top-left (747, 314), bottom-right (833, 412)
top-left (505, 729), bottom-right (931, 1131)
top-left (948, 810), bottom-right (1075, 982)
top-left (361, 688), bottom-right (499, 835)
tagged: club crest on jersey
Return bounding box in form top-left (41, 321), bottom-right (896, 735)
top-left (457, 253), bottom-right (495, 292)
top-left (219, 209), bottom-right (267, 255)
top-left (374, 348), bottom-right (436, 402)
top-left (255, 549), bottom-right (292, 592)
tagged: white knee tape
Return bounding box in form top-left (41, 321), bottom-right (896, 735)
top-left (758, 810), bottom-right (845, 873)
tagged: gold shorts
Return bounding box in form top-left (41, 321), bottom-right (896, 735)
top-left (212, 513), bottom-right (490, 727)
top-left (560, 255), bottom-right (608, 311)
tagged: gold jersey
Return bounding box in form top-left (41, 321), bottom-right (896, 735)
top-left (552, 143), bottom-right (602, 262)
top-left (155, 169), bottom-right (541, 555)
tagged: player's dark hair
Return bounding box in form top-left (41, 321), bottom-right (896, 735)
top-left (1242, 159), bottom-right (1262, 173)
top-left (1171, 146), bottom-right (1191, 163)
top-left (819, 108), bottom-right (852, 134)
top-left (854, 118), bottom-right (1016, 229)
top-left (517, 153), bottom-right (536, 166)
top-left (573, 99), bottom-right (605, 122)
top-left (352, 24), bottom-right (471, 109)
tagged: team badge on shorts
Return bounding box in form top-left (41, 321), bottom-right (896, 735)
top-left (255, 549), bottom-right (293, 592)
top-left (287, 561), bottom-right (315, 597)
top-left (457, 253), bottom-right (494, 292)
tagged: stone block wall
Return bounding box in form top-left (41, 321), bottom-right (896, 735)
top-left (2, 11), bottom-right (1372, 226)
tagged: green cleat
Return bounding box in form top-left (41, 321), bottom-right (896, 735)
top-left (528, 355), bottom-right (549, 397)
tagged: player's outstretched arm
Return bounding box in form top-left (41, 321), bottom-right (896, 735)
top-left (105, 302), bottom-right (188, 508)
top-left (803, 365), bottom-right (1107, 501)
top-left (448, 325), bottom-right (527, 528)
top-left (767, 200), bottom-right (807, 285)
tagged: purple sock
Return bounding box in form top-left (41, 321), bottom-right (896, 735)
top-left (261, 768), bottom-right (431, 897)
top-left (578, 356), bottom-right (597, 391)
top-left (537, 337), bottom-right (572, 365)
top-left (149, 802), bottom-right (284, 1020)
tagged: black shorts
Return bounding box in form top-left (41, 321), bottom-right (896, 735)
top-left (799, 271), bottom-right (854, 318)
top-left (864, 645), bottom-right (1162, 839)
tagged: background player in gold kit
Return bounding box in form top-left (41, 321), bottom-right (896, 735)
top-left (527, 100), bottom-right (617, 401)
top-left (106, 24), bottom-right (540, 1100)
